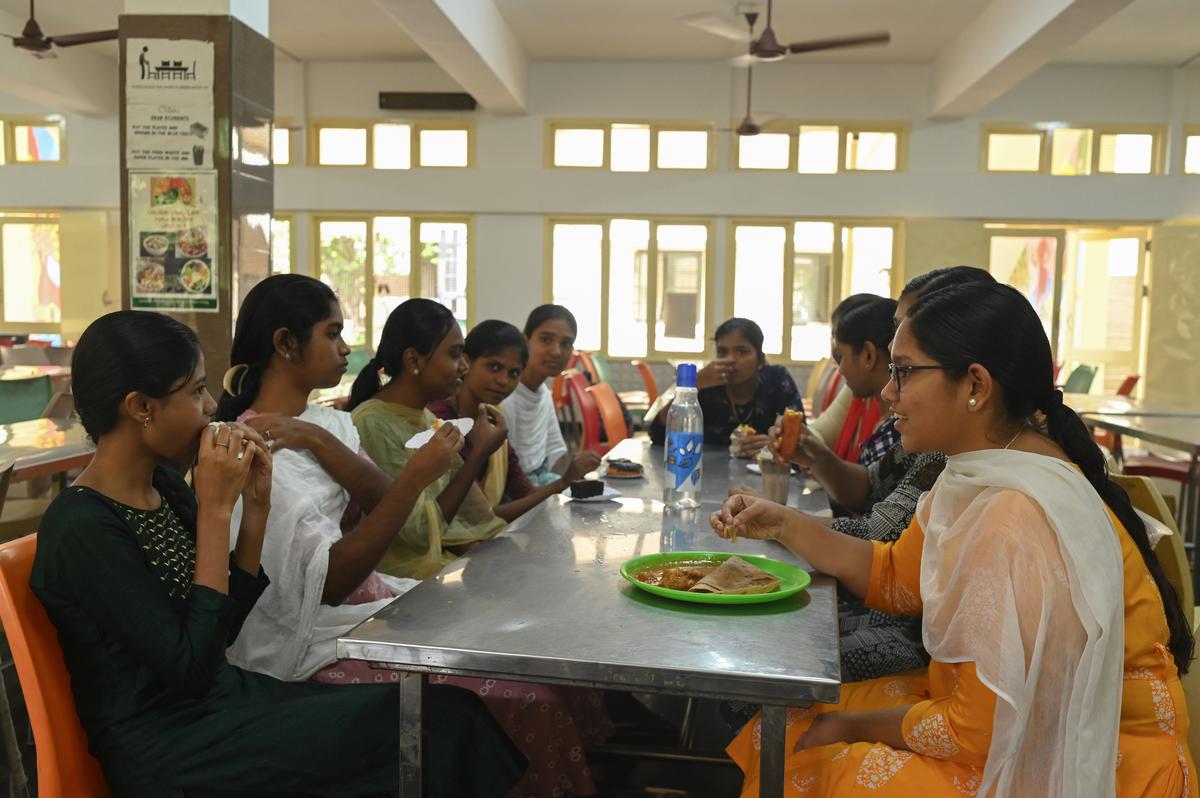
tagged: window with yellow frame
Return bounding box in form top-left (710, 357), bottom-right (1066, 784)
top-left (308, 119), bottom-right (474, 169)
top-left (547, 216), bottom-right (714, 357)
top-left (0, 212), bottom-right (62, 331)
top-left (0, 116), bottom-right (65, 164)
top-left (982, 124), bottom-right (1164, 175)
top-left (732, 121), bottom-right (907, 173)
top-left (546, 121), bottom-right (714, 172)
top-left (312, 214), bottom-right (473, 348)
top-left (1184, 126), bottom-right (1200, 175)
top-left (729, 219), bottom-right (901, 362)
top-left (271, 213), bottom-right (295, 274)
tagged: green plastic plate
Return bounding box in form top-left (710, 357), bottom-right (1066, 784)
top-left (620, 551), bottom-right (812, 605)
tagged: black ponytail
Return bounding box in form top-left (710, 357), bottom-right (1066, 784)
top-left (215, 274), bottom-right (339, 421)
top-left (346, 298), bottom-right (456, 412)
top-left (909, 281), bottom-right (1194, 674)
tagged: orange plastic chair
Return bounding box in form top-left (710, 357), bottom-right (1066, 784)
top-left (575, 352), bottom-right (599, 385)
top-left (587, 382), bottom-right (630, 448)
top-left (564, 373), bottom-right (606, 454)
top-left (0, 535), bottom-right (109, 797)
top-left (619, 360), bottom-right (659, 408)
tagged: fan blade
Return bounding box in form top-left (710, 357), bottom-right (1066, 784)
top-left (787, 32), bottom-right (890, 55)
top-left (682, 13), bottom-right (749, 42)
top-left (728, 53), bottom-right (758, 68)
top-left (47, 29), bottom-right (117, 47)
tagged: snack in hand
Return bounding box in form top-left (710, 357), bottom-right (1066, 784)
top-left (778, 408), bottom-right (806, 460)
top-left (569, 479), bottom-right (605, 499)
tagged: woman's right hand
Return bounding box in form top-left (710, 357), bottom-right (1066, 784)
top-left (710, 493), bottom-right (793, 541)
top-left (768, 417), bottom-right (831, 467)
top-left (242, 414), bottom-right (326, 454)
top-left (561, 450), bottom-right (602, 483)
top-left (405, 423), bottom-right (463, 488)
top-left (469, 405), bottom-right (508, 456)
top-left (696, 357), bottom-right (736, 390)
top-left (194, 422), bottom-right (257, 515)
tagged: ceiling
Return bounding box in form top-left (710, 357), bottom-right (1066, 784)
top-left (1, 0), bottom-right (1196, 66)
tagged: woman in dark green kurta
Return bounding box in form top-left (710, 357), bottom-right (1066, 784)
top-left (31, 310), bottom-right (523, 797)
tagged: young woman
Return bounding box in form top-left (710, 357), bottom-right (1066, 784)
top-left (713, 282), bottom-right (1195, 797)
top-left (32, 310), bottom-right (522, 797)
top-left (650, 318), bottom-right (805, 455)
top-left (500, 304), bottom-right (601, 486)
top-left (428, 319), bottom-right (596, 522)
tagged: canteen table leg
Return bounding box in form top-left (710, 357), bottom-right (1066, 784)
top-left (759, 704), bottom-right (787, 798)
top-left (398, 671), bottom-right (424, 798)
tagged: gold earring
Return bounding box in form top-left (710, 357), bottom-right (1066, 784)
top-left (143, 416), bottom-right (151, 429)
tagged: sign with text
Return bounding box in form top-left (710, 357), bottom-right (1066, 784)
top-left (125, 38), bottom-right (214, 169)
top-left (128, 171), bottom-right (219, 312)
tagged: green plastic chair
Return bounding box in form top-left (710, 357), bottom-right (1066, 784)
top-left (0, 377), bottom-right (51, 425)
top-left (1061, 364), bottom-right (1098, 394)
top-left (589, 352), bottom-right (614, 386)
top-left (345, 348), bottom-right (374, 377)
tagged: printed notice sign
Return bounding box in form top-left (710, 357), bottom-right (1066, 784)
top-left (125, 38), bottom-right (215, 169)
top-left (129, 171), bottom-right (219, 313)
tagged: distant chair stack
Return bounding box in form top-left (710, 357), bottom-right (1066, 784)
top-left (556, 351), bottom-right (658, 455)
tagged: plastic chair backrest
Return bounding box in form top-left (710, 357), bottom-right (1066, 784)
top-left (1061, 364), bottom-right (1097, 394)
top-left (0, 376), bottom-right (52, 425)
top-left (805, 358), bottom-right (829, 410)
top-left (575, 352), bottom-right (599, 385)
top-left (587, 382), bottom-right (629, 447)
top-left (589, 353), bottom-right (614, 386)
top-left (1112, 475), bottom-right (1193, 619)
top-left (564, 372), bottom-right (605, 454)
top-left (631, 360), bottom-right (659, 405)
top-left (0, 536), bottom-right (109, 797)
top-left (1116, 375), bottom-right (1140, 398)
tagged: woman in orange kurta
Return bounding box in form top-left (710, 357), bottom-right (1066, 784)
top-left (712, 282), bottom-right (1196, 798)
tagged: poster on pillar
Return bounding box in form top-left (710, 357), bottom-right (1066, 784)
top-left (125, 38), bottom-right (215, 169)
top-left (129, 171), bottom-right (219, 312)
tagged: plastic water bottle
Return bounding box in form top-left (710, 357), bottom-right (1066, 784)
top-left (664, 363), bottom-right (704, 509)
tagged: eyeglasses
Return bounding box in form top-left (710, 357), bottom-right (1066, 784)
top-left (888, 363), bottom-right (952, 392)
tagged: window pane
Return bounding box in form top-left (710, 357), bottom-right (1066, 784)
top-left (655, 224), bottom-right (707, 352)
top-left (13, 124), bottom-right (62, 162)
top-left (372, 216), bottom-right (412, 348)
top-left (791, 222), bottom-right (834, 361)
top-left (1072, 237), bottom-right (1140, 353)
top-left (797, 126), bottom-right (839, 173)
top-left (318, 220), bottom-right (368, 345)
top-left (270, 218), bottom-right (291, 274)
top-left (272, 128), bottom-right (291, 166)
top-left (1186, 135), bottom-right (1200, 175)
top-left (987, 132), bottom-right (1041, 171)
top-left (373, 123), bottom-right (412, 169)
top-left (608, 219), bottom-right (650, 357)
top-left (845, 130), bottom-right (897, 171)
top-left (733, 226), bottom-right (786, 354)
top-left (318, 127), bottom-right (367, 166)
top-left (610, 124), bottom-right (650, 172)
top-left (1050, 128), bottom-right (1093, 176)
top-left (656, 130), bottom-right (709, 169)
top-left (842, 226), bottom-right (894, 298)
top-left (554, 128), bottom-right (604, 167)
top-left (551, 224), bottom-right (603, 352)
top-left (0, 122), bottom-right (5, 165)
top-left (419, 222), bottom-right (469, 325)
top-left (738, 133), bottom-right (790, 170)
top-left (1097, 133), bottom-right (1153, 174)
top-left (988, 235), bottom-right (1058, 340)
top-left (2, 222), bottom-right (61, 323)
top-left (419, 129), bottom-right (469, 167)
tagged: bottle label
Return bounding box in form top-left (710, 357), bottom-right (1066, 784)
top-left (666, 432), bottom-right (703, 490)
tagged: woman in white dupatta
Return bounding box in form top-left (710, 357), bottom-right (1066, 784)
top-left (712, 282), bottom-right (1195, 798)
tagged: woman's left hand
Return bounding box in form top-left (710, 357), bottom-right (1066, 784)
top-left (794, 712), bottom-right (855, 753)
top-left (242, 414), bottom-right (325, 453)
top-left (226, 422), bottom-right (272, 510)
top-left (732, 433), bottom-right (769, 458)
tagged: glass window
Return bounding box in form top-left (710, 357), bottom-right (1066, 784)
top-left (986, 132), bottom-right (1042, 172)
top-left (842, 226), bottom-right (894, 298)
top-left (1097, 133), bottom-right (1153, 174)
top-left (373, 123), bottom-right (412, 169)
top-left (733, 226), bottom-right (786, 354)
top-left (656, 130), bottom-right (708, 170)
top-left (1186, 135), bottom-right (1200, 175)
top-left (610, 124), bottom-right (651, 172)
top-left (738, 133), bottom-right (791, 170)
top-left (317, 220), bottom-right (368, 345)
top-left (2, 222), bottom-right (61, 323)
top-left (797, 126), bottom-right (839, 173)
top-left (791, 222), bottom-right (835, 361)
top-left (1050, 128), bottom-right (1093, 176)
top-left (418, 221), bottom-right (469, 325)
top-left (317, 127), bottom-right (368, 166)
top-left (0, 122), bottom-right (5, 165)
top-left (271, 128), bottom-right (291, 166)
top-left (270, 218), bottom-right (292, 274)
top-left (418, 128), bottom-right (469, 167)
top-left (13, 124), bottom-right (62, 163)
top-left (654, 224), bottom-right (707, 352)
top-left (554, 128), bottom-right (605, 168)
top-left (607, 219), bottom-right (651, 357)
top-left (551, 224), bottom-right (603, 351)
top-left (845, 130), bottom-right (897, 171)
top-left (372, 216), bottom-right (412, 347)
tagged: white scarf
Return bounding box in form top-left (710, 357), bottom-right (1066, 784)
top-left (500, 381), bottom-right (567, 474)
top-left (916, 449), bottom-right (1124, 797)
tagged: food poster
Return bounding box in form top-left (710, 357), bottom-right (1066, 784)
top-left (125, 38), bottom-right (215, 169)
top-left (129, 171), bottom-right (219, 312)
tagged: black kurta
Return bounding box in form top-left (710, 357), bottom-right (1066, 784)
top-left (31, 469), bottom-right (523, 797)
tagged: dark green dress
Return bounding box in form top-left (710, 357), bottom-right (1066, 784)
top-left (31, 468), bottom-right (523, 797)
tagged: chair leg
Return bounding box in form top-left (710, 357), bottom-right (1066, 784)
top-left (0, 667), bottom-right (29, 798)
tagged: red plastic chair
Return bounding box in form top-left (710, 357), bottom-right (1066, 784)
top-left (587, 382), bottom-right (630, 448)
top-left (563, 372), bottom-right (606, 455)
top-left (1116, 375), bottom-right (1140, 397)
top-left (0, 535), bottom-right (110, 797)
top-left (575, 352), bottom-right (599, 385)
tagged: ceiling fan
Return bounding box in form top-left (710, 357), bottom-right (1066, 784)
top-left (727, 13), bottom-right (773, 137)
top-left (2, 0), bottom-right (117, 58)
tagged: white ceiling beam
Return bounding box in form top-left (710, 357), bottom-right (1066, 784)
top-left (0, 8), bottom-right (117, 116)
top-left (930, 0), bottom-right (1135, 118)
top-left (373, 0), bottom-right (526, 114)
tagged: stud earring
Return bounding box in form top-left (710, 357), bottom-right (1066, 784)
top-left (414, 369), bottom-right (420, 375)
top-left (968, 398), bottom-right (978, 407)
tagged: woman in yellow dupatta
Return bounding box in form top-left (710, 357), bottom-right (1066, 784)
top-left (347, 299), bottom-right (509, 579)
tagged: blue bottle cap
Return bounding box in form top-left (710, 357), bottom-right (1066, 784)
top-left (676, 363), bottom-right (697, 388)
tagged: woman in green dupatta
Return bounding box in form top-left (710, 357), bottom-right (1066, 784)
top-left (348, 299), bottom-right (509, 579)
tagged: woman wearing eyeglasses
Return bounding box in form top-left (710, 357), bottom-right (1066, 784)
top-left (714, 281), bottom-right (1195, 797)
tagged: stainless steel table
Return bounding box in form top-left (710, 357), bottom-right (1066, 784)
top-left (1064, 392), bottom-right (1200, 418)
top-left (338, 438), bottom-right (840, 798)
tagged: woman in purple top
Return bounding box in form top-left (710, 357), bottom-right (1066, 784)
top-left (428, 320), bottom-right (596, 522)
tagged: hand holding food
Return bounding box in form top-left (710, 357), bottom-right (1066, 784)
top-left (563, 450), bottom-right (602, 482)
top-left (732, 433), bottom-right (769, 459)
top-left (769, 415), bottom-right (829, 467)
top-left (194, 422), bottom-right (256, 514)
top-left (710, 493), bottom-right (791, 542)
top-left (778, 408), bottom-right (806, 460)
top-left (407, 423), bottom-right (463, 487)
